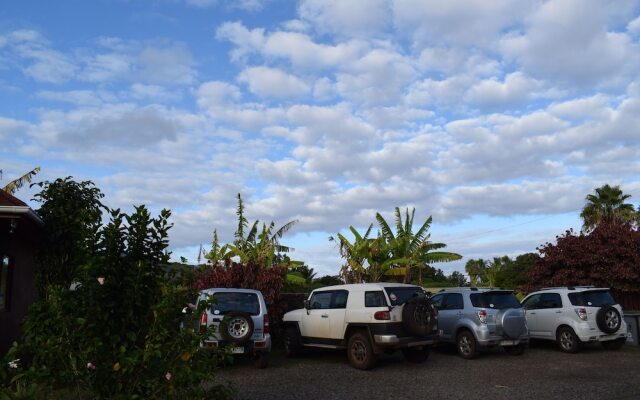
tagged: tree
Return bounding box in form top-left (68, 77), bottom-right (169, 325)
top-left (494, 253), bottom-right (538, 290)
top-left (465, 258), bottom-right (486, 287)
top-left (526, 224), bottom-right (640, 294)
top-left (290, 265), bottom-right (317, 283)
top-left (447, 271), bottom-right (468, 287)
top-left (31, 177), bottom-right (106, 294)
top-left (225, 193), bottom-right (299, 268)
top-left (376, 208), bottom-right (462, 283)
top-left (580, 184), bottom-right (637, 232)
top-left (330, 225), bottom-right (388, 283)
top-left (1, 167), bottom-right (40, 194)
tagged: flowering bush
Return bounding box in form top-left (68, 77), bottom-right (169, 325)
top-left (7, 187), bottom-right (232, 399)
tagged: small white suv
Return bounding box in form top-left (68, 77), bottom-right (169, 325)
top-left (282, 283), bottom-right (438, 370)
top-left (521, 286), bottom-right (630, 353)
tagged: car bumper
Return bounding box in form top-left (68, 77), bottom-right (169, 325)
top-left (575, 320), bottom-right (629, 343)
top-left (476, 329), bottom-right (529, 347)
top-left (202, 334), bottom-right (271, 353)
top-left (373, 334), bottom-right (438, 348)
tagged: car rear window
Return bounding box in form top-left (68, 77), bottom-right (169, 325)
top-left (470, 291), bottom-right (521, 309)
top-left (568, 290), bottom-right (616, 307)
top-left (209, 292), bottom-right (260, 315)
top-left (384, 287), bottom-right (424, 306)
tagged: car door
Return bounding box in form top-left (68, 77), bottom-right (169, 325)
top-left (536, 293), bottom-right (564, 337)
top-left (299, 290), bottom-right (333, 339)
top-left (434, 293), bottom-right (463, 341)
top-left (326, 290), bottom-right (349, 340)
top-left (522, 294), bottom-right (543, 337)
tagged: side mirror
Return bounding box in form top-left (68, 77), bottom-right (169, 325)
top-left (303, 300), bottom-right (310, 309)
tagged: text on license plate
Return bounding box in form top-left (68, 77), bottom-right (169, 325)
top-left (500, 340), bottom-right (515, 346)
top-left (232, 346), bottom-right (245, 354)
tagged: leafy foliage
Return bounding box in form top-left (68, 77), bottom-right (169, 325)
top-left (580, 184), bottom-right (637, 232)
top-left (7, 179), bottom-right (231, 399)
top-left (464, 254), bottom-right (537, 291)
top-left (31, 177), bottom-right (106, 294)
top-left (1, 167), bottom-right (40, 194)
top-left (526, 224), bottom-right (640, 294)
top-left (333, 208), bottom-right (461, 284)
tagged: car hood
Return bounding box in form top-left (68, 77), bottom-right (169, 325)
top-left (283, 308), bottom-right (306, 322)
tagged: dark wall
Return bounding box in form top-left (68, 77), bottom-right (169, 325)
top-left (0, 216), bottom-right (40, 356)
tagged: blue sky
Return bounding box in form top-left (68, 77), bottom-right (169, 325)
top-left (2, 0), bottom-right (640, 277)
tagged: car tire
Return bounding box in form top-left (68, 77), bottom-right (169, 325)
top-left (556, 326), bottom-right (581, 353)
top-left (401, 347), bottom-right (430, 363)
top-left (402, 295), bottom-right (436, 336)
top-left (596, 306), bottom-right (622, 334)
top-left (504, 344), bottom-right (526, 356)
top-left (456, 330), bottom-right (478, 360)
top-left (347, 332), bottom-right (377, 370)
top-left (254, 352), bottom-right (269, 369)
top-left (601, 338), bottom-right (625, 351)
top-left (284, 326), bottom-right (302, 358)
top-left (220, 312), bottom-right (254, 344)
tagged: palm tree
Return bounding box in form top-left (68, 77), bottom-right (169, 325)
top-left (1, 167), bottom-right (40, 194)
top-left (330, 225), bottom-right (374, 283)
top-left (376, 207), bottom-right (462, 284)
top-left (580, 184), bottom-right (637, 232)
top-left (464, 259), bottom-right (486, 287)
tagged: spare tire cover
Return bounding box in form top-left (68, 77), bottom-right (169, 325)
top-left (499, 308), bottom-right (527, 339)
top-left (402, 296), bottom-right (436, 336)
top-left (596, 306), bottom-right (621, 334)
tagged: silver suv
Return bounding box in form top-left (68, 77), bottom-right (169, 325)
top-left (431, 288), bottom-right (528, 359)
top-left (521, 286), bottom-right (630, 353)
top-left (190, 288), bottom-right (271, 368)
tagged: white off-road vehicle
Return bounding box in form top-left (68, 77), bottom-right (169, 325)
top-left (521, 286), bottom-right (630, 353)
top-left (282, 283), bottom-right (438, 370)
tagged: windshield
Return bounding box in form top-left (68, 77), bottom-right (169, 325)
top-left (470, 291), bottom-right (521, 309)
top-left (568, 290), bottom-right (616, 307)
top-left (207, 292), bottom-right (260, 316)
top-left (384, 287), bottom-right (424, 306)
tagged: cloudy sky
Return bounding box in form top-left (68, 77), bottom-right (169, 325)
top-left (2, 0), bottom-right (640, 277)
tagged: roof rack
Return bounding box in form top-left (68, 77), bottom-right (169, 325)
top-left (539, 285), bottom-right (596, 291)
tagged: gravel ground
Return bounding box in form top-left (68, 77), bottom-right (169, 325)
top-left (216, 341), bottom-right (640, 400)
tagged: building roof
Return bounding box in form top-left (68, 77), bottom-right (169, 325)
top-left (0, 190), bottom-right (29, 207)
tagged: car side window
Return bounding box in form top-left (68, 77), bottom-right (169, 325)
top-left (540, 293), bottom-right (562, 309)
top-left (332, 290), bottom-right (349, 309)
top-left (365, 291), bottom-right (387, 307)
top-left (444, 293), bottom-right (464, 310)
top-left (522, 294), bottom-right (541, 310)
top-left (431, 294), bottom-right (445, 309)
top-left (309, 291), bottom-right (333, 309)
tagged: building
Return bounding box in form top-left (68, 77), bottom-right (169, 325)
top-left (0, 190), bottom-right (43, 356)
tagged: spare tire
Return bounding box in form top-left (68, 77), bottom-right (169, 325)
top-left (402, 295), bottom-right (436, 336)
top-left (220, 312), bottom-right (254, 343)
top-left (596, 306), bottom-right (621, 334)
top-left (497, 308), bottom-right (527, 339)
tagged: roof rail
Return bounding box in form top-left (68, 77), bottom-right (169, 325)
top-left (539, 285), bottom-right (596, 291)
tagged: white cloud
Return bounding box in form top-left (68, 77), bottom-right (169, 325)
top-left (238, 66), bottom-right (310, 99)
top-left (298, 0), bottom-right (390, 38)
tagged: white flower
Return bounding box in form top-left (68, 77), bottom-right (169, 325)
top-left (87, 362), bottom-right (96, 370)
top-left (7, 359), bottom-right (20, 369)
top-left (165, 372), bottom-right (172, 381)
top-left (97, 277), bottom-right (105, 285)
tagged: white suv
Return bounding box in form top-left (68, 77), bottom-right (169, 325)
top-left (521, 286), bottom-right (630, 353)
top-left (282, 283), bottom-right (438, 370)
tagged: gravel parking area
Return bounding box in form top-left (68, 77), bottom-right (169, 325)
top-left (217, 341), bottom-right (640, 400)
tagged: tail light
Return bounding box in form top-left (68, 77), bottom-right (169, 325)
top-left (477, 309), bottom-right (487, 324)
top-left (575, 308), bottom-right (588, 321)
top-left (199, 311), bottom-right (208, 333)
top-left (374, 311), bottom-right (390, 320)
top-left (263, 314), bottom-right (271, 334)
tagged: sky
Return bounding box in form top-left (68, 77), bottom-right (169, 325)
top-left (2, 0), bottom-right (640, 278)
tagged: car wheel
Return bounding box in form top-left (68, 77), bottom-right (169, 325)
top-left (347, 332), bottom-right (376, 370)
top-left (596, 306), bottom-right (622, 334)
top-left (402, 295), bottom-right (436, 336)
top-left (456, 330), bottom-right (478, 360)
top-left (401, 347), bottom-right (430, 363)
top-left (601, 338), bottom-right (625, 351)
top-left (556, 326), bottom-right (581, 353)
top-left (220, 312), bottom-right (254, 344)
top-left (254, 352), bottom-right (269, 369)
top-left (284, 326), bottom-right (302, 358)
top-left (504, 344), bottom-right (526, 356)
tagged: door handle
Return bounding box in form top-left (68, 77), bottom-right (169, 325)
top-left (529, 312), bottom-right (536, 315)
top-left (555, 311), bottom-right (562, 314)
top-left (321, 314), bottom-right (329, 318)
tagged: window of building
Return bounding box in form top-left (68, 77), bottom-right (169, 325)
top-left (0, 255), bottom-right (11, 311)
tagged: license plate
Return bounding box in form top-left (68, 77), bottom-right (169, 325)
top-left (500, 340), bottom-right (515, 346)
top-left (232, 346), bottom-right (244, 354)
